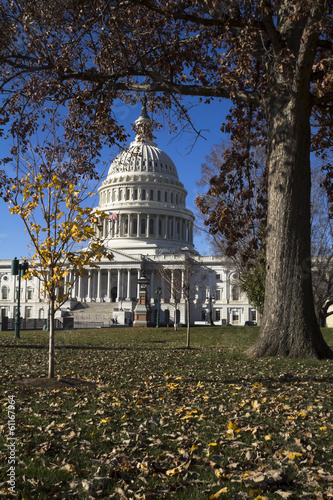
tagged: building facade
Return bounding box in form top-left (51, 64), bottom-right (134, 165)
top-left (0, 103), bottom-right (257, 329)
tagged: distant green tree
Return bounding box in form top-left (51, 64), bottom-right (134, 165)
top-left (240, 255), bottom-right (265, 319)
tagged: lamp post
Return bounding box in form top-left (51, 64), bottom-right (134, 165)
top-left (11, 257), bottom-right (29, 339)
top-left (155, 286), bottom-right (162, 328)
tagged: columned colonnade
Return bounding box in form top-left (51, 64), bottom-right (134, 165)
top-left (99, 212), bottom-right (194, 244)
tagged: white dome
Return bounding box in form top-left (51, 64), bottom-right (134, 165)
top-left (108, 140), bottom-right (179, 180)
top-left (96, 101), bottom-right (195, 255)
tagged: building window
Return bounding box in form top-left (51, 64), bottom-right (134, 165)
top-left (150, 189), bottom-right (154, 201)
top-left (133, 189), bottom-right (138, 200)
top-left (141, 189), bottom-right (146, 201)
top-left (26, 307), bottom-right (32, 319)
top-left (27, 289), bottom-right (33, 300)
top-left (201, 310), bottom-right (206, 321)
top-left (200, 288), bottom-right (207, 301)
top-left (141, 218), bottom-right (146, 235)
top-left (125, 189), bottom-right (130, 201)
top-left (124, 218), bottom-right (128, 234)
top-left (232, 285), bottom-right (239, 301)
top-left (149, 218), bottom-right (154, 236)
top-left (157, 190), bottom-right (161, 201)
top-left (164, 191), bottom-right (168, 202)
top-left (232, 310), bottom-right (239, 323)
top-left (159, 219), bottom-right (162, 236)
top-left (251, 310), bottom-right (257, 321)
top-left (215, 310), bottom-right (221, 322)
top-left (133, 218), bottom-right (137, 235)
top-left (1, 286), bottom-right (8, 300)
top-left (216, 273), bottom-right (221, 280)
top-left (171, 193), bottom-right (174, 203)
top-left (215, 289), bottom-right (221, 301)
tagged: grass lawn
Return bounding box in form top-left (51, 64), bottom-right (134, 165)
top-left (0, 326), bottom-right (332, 499)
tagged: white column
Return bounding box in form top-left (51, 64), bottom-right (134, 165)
top-left (137, 213), bottom-right (141, 237)
top-left (171, 270), bottom-right (174, 298)
top-left (181, 270), bottom-right (184, 299)
top-left (107, 269), bottom-right (111, 302)
top-left (156, 215), bottom-right (159, 237)
top-left (127, 269), bottom-right (131, 300)
top-left (96, 269), bottom-right (101, 302)
top-left (146, 214), bottom-right (150, 237)
top-left (71, 271), bottom-right (76, 299)
top-left (137, 269), bottom-right (141, 298)
top-left (87, 271), bottom-right (92, 301)
top-left (117, 270), bottom-right (121, 301)
top-left (78, 275), bottom-right (82, 301)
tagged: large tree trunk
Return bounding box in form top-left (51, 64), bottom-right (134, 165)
top-left (247, 92), bottom-right (333, 359)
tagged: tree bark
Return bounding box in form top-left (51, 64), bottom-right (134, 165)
top-left (186, 298), bottom-right (190, 348)
top-left (48, 298), bottom-right (55, 378)
top-left (247, 92), bottom-right (333, 359)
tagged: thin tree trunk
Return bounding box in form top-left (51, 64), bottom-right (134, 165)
top-left (186, 298), bottom-right (190, 348)
top-left (48, 298), bottom-right (55, 378)
top-left (247, 93), bottom-right (332, 359)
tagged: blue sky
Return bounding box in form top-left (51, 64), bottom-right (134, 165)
top-left (0, 97), bottom-right (231, 260)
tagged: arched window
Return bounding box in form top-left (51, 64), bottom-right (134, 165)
top-left (133, 189), bottom-right (138, 200)
top-left (164, 191), bottom-right (168, 202)
top-left (150, 189), bottom-right (154, 201)
top-left (133, 218), bottom-right (137, 235)
top-left (171, 193), bottom-right (174, 203)
top-left (141, 189), bottom-right (146, 201)
top-left (232, 285), bottom-right (239, 301)
top-left (157, 190), bottom-right (161, 201)
top-left (124, 218), bottom-right (128, 234)
top-left (1, 286), bottom-right (8, 300)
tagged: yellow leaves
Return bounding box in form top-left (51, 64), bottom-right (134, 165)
top-left (209, 487), bottom-right (228, 499)
top-left (225, 421), bottom-right (240, 438)
top-left (99, 417), bottom-right (112, 424)
top-left (284, 451), bottom-right (302, 460)
top-left (298, 411), bottom-right (307, 419)
top-left (165, 466), bottom-right (182, 476)
top-left (166, 459), bottom-right (191, 477)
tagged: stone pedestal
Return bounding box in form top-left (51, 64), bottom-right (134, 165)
top-left (133, 291), bottom-right (152, 327)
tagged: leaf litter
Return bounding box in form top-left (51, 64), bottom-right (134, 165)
top-left (0, 328), bottom-right (332, 498)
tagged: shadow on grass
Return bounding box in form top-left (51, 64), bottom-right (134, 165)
top-left (0, 343), bottom-right (202, 351)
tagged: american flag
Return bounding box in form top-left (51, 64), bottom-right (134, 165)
top-left (108, 212), bottom-right (118, 220)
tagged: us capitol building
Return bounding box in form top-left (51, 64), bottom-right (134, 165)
top-left (0, 103), bottom-right (257, 329)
